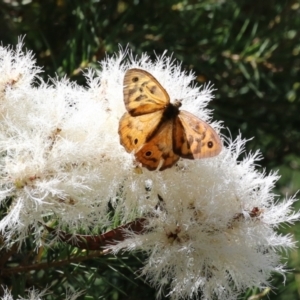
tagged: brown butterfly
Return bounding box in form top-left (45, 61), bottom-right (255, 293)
top-left (118, 68), bottom-right (222, 171)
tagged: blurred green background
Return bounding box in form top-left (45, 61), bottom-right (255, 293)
top-left (0, 0), bottom-right (299, 299)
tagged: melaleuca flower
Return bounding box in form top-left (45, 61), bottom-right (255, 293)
top-left (0, 40), bottom-right (299, 300)
top-left (0, 285), bottom-right (83, 300)
top-left (110, 133), bottom-right (300, 299)
top-left (0, 41), bottom-right (128, 242)
top-left (0, 41), bottom-right (220, 243)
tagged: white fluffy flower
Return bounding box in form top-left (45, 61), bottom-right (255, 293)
top-left (110, 134), bottom-right (299, 299)
top-left (0, 40), bottom-right (299, 300)
top-left (0, 41), bottom-right (128, 241)
top-left (0, 285), bottom-right (83, 300)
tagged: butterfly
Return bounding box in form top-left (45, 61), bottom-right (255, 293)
top-left (118, 68), bottom-right (222, 171)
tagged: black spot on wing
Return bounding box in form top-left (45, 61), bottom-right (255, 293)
top-left (207, 141), bottom-right (214, 148)
top-left (135, 95), bottom-right (147, 102)
top-left (148, 85), bottom-right (157, 94)
top-left (128, 88), bottom-right (137, 96)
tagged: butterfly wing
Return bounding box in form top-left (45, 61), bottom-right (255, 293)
top-left (135, 121), bottom-right (180, 171)
top-left (124, 69), bottom-right (170, 116)
top-left (174, 110), bottom-right (222, 159)
top-left (118, 110), bottom-right (164, 153)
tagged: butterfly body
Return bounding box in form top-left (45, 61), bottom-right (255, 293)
top-left (119, 68), bottom-right (222, 171)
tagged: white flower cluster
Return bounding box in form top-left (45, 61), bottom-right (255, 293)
top-left (0, 40), bottom-right (299, 300)
top-left (0, 40), bottom-right (130, 243)
top-left (111, 135), bottom-right (299, 299)
top-left (0, 286), bottom-right (83, 300)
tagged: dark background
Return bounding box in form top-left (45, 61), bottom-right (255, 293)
top-left (0, 0), bottom-right (299, 299)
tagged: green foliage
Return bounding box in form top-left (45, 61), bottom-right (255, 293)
top-left (1, 239), bottom-right (154, 299)
top-left (0, 0), bottom-right (299, 299)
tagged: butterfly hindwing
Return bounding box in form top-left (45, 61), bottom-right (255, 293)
top-left (174, 110), bottom-right (222, 159)
top-left (135, 121), bottom-right (180, 171)
top-left (118, 110), bottom-right (163, 153)
top-left (124, 69), bottom-right (170, 116)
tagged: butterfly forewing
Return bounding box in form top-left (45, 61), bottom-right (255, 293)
top-left (174, 111), bottom-right (222, 159)
top-left (135, 121), bottom-right (180, 171)
top-left (119, 110), bottom-right (164, 152)
top-left (124, 69), bottom-right (170, 116)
